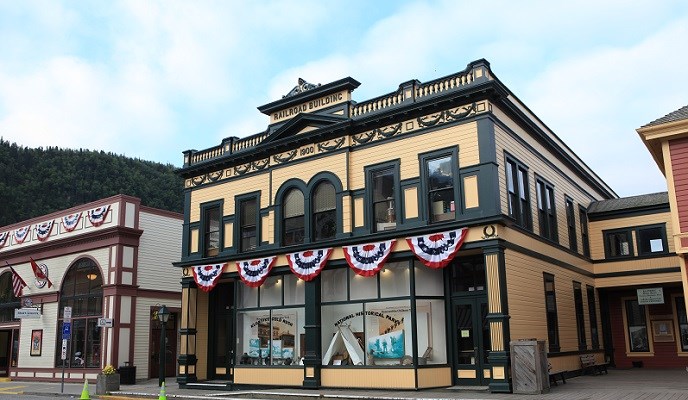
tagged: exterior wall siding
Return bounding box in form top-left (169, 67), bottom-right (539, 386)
top-left (669, 137), bottom-right (688, 232)
top-left (137, 211), bottom-right (183, 291)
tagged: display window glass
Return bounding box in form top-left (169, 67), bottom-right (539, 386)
top-left (349, 270), bottom-right (378, 300)
top-left (283, 274), bottom-right (305, 305)
top-left (237, 307), bottom-right (304, 366)
top-left (260, 276), bottom-right (282, 307)
top-left (414, 261), bottom-right (444, 296)
top-left (380, 262), bottom-right (410, 298)
top-left (321, 268), bottom-right (347, 302)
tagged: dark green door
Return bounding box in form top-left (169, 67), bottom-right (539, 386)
top-left (210, 282), bottom-right (235, 380)
top-left (452, 296), bottom-right (490, 386)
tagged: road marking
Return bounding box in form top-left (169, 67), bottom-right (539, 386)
top-left (0, 385), bottom-right (25, 394)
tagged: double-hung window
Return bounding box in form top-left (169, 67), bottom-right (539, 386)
top-left (423, 151), bottom-right (456, 222)
top-left (282, 189), bottom-right (305, 245)
top-left (312, 182), bottom-right (336, 241)
top-left (566, 197), bottom-right (577, 252)
top-left (573, 282), bottom-right (586, 349)
top-left (536, 178), bottom-right (557, 242)
top-left (239, 197), bottom-right (258, 252)
top-left (367, 162), bottom-right (399, 232)
top-left (506, 157), bottom-right (531, 229)
top-left (543, 273), bottom-right (560, 352)
top-left (203, 205), bottom-right (221, 257)
top-left (579, 206), bottom-right (590, 257)
top-left (587, 285), bottom-right (599, 349)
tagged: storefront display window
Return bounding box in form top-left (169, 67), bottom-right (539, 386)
top-left (236, 274), bottom-right (304, 366)
top-left (321, 261), bottom-right (446, 367)
top-left (321, 268), bottom-right (347, 302)
top-left (0, 272), bottom-right (20, 323)
top-left (414, 262), bottom-right (444, 296)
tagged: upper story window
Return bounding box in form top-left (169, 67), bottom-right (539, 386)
top-left (637, 225), bottom-right (667, 255)
top-left (239, 197), bottom-right (258, 252)
top-left (312, 182), bottom-right (336, 241)
top-left (506, 157), bottom-right (532, 230)
top-left (604, 224), bottom-right (668, 259)
top-left (423, 152), bottom-right (456, 223)
top-left (204, 206), bottom-right (221, 257)
top-left (566, 197), bottom-right (577, 252)
top-left (367, 162), bottom-right (399, 232)
top-left (283, 188), bottom-right (305, 246)
top-left (579, 206), bottom-right (590, 257)
top-left (536, 177), bottom-right (557, 242)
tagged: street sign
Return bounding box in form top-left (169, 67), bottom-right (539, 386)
top-left (14, 308), bottom-right (41, 319)
top-left (62, 322), bottom-right (71, 339)
top-left (63, 306), bottom-right (72, 322)
top-left (97, 318), bottom-right (113, 328)
top-left (61, 339), bottom-right (67, 360)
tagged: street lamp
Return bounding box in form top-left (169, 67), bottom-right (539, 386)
top-left (158, 305), bottom-right (170, 387)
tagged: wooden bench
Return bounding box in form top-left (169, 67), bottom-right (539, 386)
top-left (580, 353), bottom-right (609, 375)
top-left (548, 362), bottom-right (567, 386)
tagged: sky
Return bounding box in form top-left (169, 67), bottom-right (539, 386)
top-left (1, 1), bottom-right (687, 198)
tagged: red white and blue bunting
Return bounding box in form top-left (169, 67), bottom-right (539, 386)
top-left (87, 205), bottom-right (110, 227)
top-left (0, 231), bottom-right (8, 248)
top-left (35, 220), bottom-right (54, 241)
top-left (191, 263), bottom-right (226, 293)
top-left (343, 239), bottom-right (396, 277)
top-left (62, 212), bottom-right (82, 232)
top-left (286, 248), bottom-right (333, 281)
top-left (236, 256), bottom-right (276, 288)
top-left (14, 226), bottom-right (30, 244)
top-left (406, 228), bottom-right (468, 269)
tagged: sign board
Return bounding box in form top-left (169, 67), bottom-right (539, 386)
top-left (63, 306), bottom-right (72, 322)
top-left (637, 287), bottom-right (664, 305)
top-left (97, 318), bottom-right (113, 328)
top-left (61, 339), bottom-right (67, 360)
top-left (14, 308), bottom-right (41, 319)
top-left (62, 322), bottom-right (71, 339)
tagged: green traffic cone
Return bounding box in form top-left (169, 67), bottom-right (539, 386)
top-left (158, 381), bottom-right (167, 400)
top-left (80, 379), bottom-right (90, 399)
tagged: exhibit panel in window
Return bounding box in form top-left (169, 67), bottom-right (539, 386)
top-left (236, 308), bottom-right (304, 366)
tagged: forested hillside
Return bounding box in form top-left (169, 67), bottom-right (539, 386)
top-left (0, 139), bottom-right (184, 226)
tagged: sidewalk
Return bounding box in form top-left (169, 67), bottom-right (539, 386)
top-left (5, 368), bottom-right (688, 400)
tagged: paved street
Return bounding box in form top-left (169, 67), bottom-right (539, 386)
top-left (0, 368), bottom-right (686, 400)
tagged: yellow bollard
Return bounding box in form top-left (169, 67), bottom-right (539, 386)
top-left (158, 381), bottom-right (167, 400)
top-left (80, 378), bottom-right (90, 399)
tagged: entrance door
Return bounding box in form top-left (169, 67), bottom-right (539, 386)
top-left (150, 313), bottom-right (178, 379)
top-left (452, 296), bottom-right (490, 386)
top-left (209, 282), bottom-right (235, 381)
top-left (0, 330), bottom-right (9, 376)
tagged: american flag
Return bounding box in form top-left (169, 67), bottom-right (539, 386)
top-left (8, 265), bottom-right (27, 298)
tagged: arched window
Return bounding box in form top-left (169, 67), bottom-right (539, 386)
top-left (55, 258), bottom-right (103, 368)
top-left (313, 181), bottom-right (336, 240)
top-left (0, 272), bottom-right (20, 323)
top-left (283, 188), bottom-right (305, 245)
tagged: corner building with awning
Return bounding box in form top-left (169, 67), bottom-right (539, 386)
top-left (175, 59), bottom-right (629, 392)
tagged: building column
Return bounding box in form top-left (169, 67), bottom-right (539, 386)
top-left (177, 278), bottom-right (198, 385)
top-left (484, 244), bottom-right (511, 393)
top-left (302, 276), bottom-right (321, 388)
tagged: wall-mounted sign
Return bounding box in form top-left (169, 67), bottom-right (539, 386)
top-left (97, 318), bottom-right (113, 328)
top-left (15, 308), bottom-right (41, 319)
top-left (637, 287), bottom-right (664, 305)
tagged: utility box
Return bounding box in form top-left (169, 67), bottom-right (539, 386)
top-left (510, 339), bottom-right (549, 394)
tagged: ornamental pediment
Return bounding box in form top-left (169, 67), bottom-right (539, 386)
top-left (262, 113), bottom-right (348, 144)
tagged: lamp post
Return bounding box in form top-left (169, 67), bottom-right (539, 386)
top-left (158, 305), bottom-right (170, 387)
